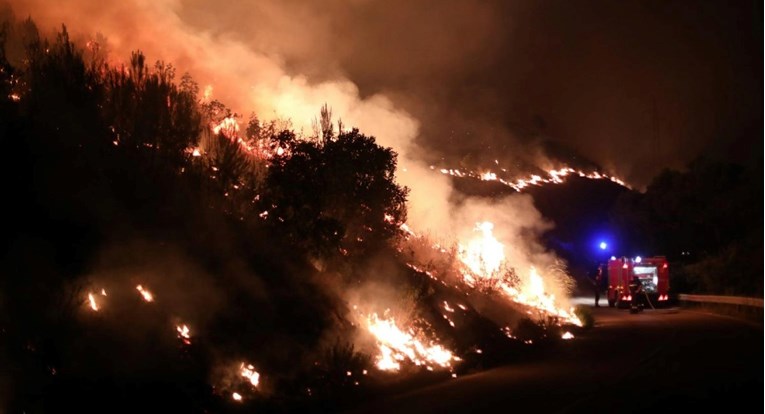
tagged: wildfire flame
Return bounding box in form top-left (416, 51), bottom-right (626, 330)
top-left (434, 165), bottom-right (629, 191)
top-left (365, 313), bottom-right (459, 372)
top-left (457, 222), bottom-right (582, 326)
top-left (176, 324), bottom-right (191, 345)
top-left (232, 392), bottom-right (242, 401)
top-left (561, 331), bottom-right (574, 340)
top-left (136, 285), bottom-right (154, 302)
top-left (212, 116), bottom-right (240, 137)
top-left (458, 221), bottom-right (504, 282)
top-left (88, 293), bottom-right (99, 311)
top-left (498, 267), bottom-right (581, 326)
top-left (240, 363), bottom-right (260, 387)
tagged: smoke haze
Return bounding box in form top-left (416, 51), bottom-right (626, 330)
top-left (4, 0), bottom-right (758, 306)
top-left (7, 0), bottom-right (760, 189)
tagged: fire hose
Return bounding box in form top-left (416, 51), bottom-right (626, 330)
top-left (642, 290), bottom-right (656, 310)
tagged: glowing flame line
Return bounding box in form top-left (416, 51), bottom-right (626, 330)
top-left (433, 165), bottom-right (629, 191)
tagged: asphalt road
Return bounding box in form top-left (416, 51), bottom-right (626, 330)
top-left (352, 304), bottom-right (763, 413)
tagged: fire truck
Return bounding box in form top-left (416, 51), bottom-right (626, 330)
top-left (607, 256), bottom-right (670, 308)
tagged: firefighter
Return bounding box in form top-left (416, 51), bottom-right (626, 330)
top-left (628, 275), bottom-right (644, 312)
top-left (592, 265), bottom-right (603, 307)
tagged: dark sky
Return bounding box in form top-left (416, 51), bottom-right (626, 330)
top-left (8, 0), bottom-right (763, 187)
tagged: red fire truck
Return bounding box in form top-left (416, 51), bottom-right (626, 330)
top-left (607, 256), bottom-right (670, 308)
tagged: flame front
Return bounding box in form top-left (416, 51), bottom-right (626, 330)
top-left (458, 221), bottom-right (504, 283)
top-left (457, 222), bottom-right (582, 326)
top-left (366, 313), bottom-right (459, 372)
top-left (499, 267), bottom-right (581, 326)
top-left (435, 165), bottom-right (629, 192)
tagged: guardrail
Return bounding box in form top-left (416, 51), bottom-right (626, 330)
top-left (678, 294), bottom-right (763, 308)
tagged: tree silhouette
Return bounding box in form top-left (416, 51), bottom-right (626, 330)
top-left (102, 51), bottom-right (201, 171)
top-left (611, 157), bottom-right (761, 295)
top-left (267, 122), bottom-right (408, 258)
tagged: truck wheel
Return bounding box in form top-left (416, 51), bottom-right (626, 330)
top-left (608, 299), bottom-right (615, 308)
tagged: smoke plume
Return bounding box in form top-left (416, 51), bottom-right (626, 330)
top-left (5, 0), bottom-right (579, 303)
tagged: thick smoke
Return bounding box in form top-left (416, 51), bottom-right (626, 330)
top-left (5, 0), bottom-right (576, 305)
top-left (8, 0), bottom-right (760, 189)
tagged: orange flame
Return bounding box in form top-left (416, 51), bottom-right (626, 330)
top-left (240, 363), bottom-right (260, 387)
top-left (212, 116), bottom-right (240, 137)
top-left (458, 222), bottom-right (504, 284)
top-left (87, 293), bottom-right (99, 311)
top-left (457, 222), bottom-right (582, 326)
top-left (365, 312), bottom-right (459, 372)
top-left (176, 324), bottom-right (191, 345)
top-left (435, 164), bottom-right (629, 191)
top-left (136, 285), bottom-right (154, 302)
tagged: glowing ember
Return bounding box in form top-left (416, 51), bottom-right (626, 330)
top-left (87, 293), bottom-right (99, 311)
top-left (176, 324), bottom-right (191, 344)
top-left (232, 392), bottom-right (242, 401)
top-left (136, 285), bottom-right (154, 302)
top-left (240, 363), bottom-right (260, 387)
top-left (561, 331), bottom-right (574, 340)
top-left (480, 172), bottom-right (497, 181)
top-left (365, 313), bottom-right (459, 372)
top-left (100, 289), bottom-right (107, 296)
